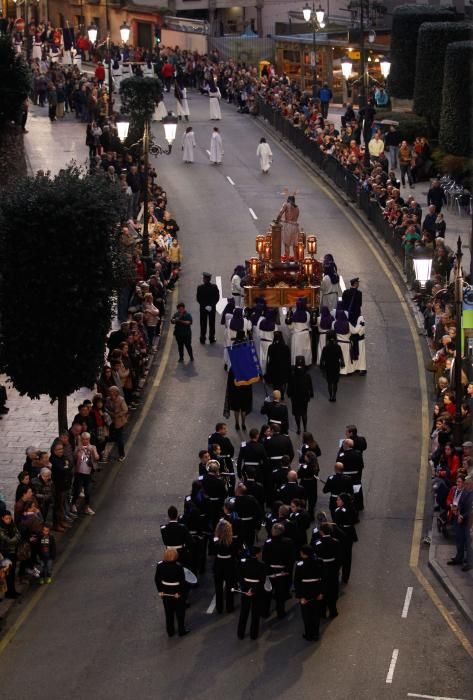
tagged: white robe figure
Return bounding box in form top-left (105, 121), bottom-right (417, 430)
top-left (176, 87), bottom-right (190, 118)
top-left (320, 274), bottom-right (341, 312)
top-left (209, 130), bottom-right (223, 164)
top-left (231, 274), bottom-right (243, 307)
top-left (290, 312), bottom-right (312, 366)
top-left (349, 316), bottom-right (366, 373)
top-left (256, 141), bottom-right (273, 173)
top-left (334, 326), bottom-right (354, 375)
top-left (32, 40), bottom-right (43, 61)
top-left (316, 323), bottom-right (331, 366)
top-left (181, 130), bottom-right (196, 163)
top-left (154, 99), bottom-right (167, 121)
top-left (209, 88), bottom-right (222, 120)
top-left (256, 318), bottom-right (276, 374)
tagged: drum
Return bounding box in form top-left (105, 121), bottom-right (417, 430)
top-left (183, 567), bottom-right (198, 586)
top-left (264, 576), bottom-right (273, 593)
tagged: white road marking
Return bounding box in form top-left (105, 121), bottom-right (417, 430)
top-left (401, 586), bottom-right (413, 618)
top-left (206, 149), bottom-right (211, 157)
top-left (249, 208), bottom-right (258, 220)
top-left (407, 694), bottom-right (466, 700)
top-left (216, 275), bottom-right (227, 315)
top-left (206, 595), bottom-right (216, 614)
top-left (339, 275), bottom-right (346, 293)
top-left (386, 649), bottom-right (399, 684)
top-left (226, 176), bottom-right (235, 185)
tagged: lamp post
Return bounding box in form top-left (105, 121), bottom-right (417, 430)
top-left (453, 236), bottom-right (464, 446)
top-left (117, 111), bottom-right (178, 263)
top-left (345, 0), bottom-right (386, 108)
top-left (120, 21), bottom-right (131, 45)
top-left (379, 55), bottom-right (391, 81)
top-left (302, 1), bottom-right (326, 90)
top-left (412, 249), bottom-right (433, 290)
top-left (106, 31), bottom-right (113, 116)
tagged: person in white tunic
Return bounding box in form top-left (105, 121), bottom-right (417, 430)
top-left (320, 261), bottom-right (341, 312)
top-left (181, 126), bottom-right (196, 163)
top-left (231, 265), bottom-right (245, 307)
top-left (333, 311), bottom-right (354, 375)
top-left (175, 83), bottom-right (190, 121)
top-left (209, 128), bottom-right (223, 165)
top-left (288, 299), bottom-right (312, 366)
top-left (256, 137), bottom-right (273, 174)
top-left (221, 298), bottom-right (235, 369)
top-left (349, 315), bottom-right (366, 374)
top-left (154, 97), bottom-right (168, 121)
top-left (208, 82), bottom-right (222, 120)
top-left (256, 310), bottom-right (277, 374)
top-left (316, 306), bottom-right (333, 365)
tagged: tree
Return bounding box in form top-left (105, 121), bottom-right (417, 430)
top-left (119, 76), bottom-right (163, 157)
top-left (439, 40), bottom-right (473, 158)
top-left (0, 35), bottom-right (32, 184)
top-left (0, 167), bottom-right (129, 431)
top-left (413, 22), bottom-right (473, 132)
top-left (389, 5), bottom-right (461, 100)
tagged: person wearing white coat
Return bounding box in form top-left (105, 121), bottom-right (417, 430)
top-left (154, 98), bottom-right (168, 121)
top-left (316, 306), bottom-right (333, 365)
top-left (349, 315), bottom-right (366, 374)
top-left (209, 128), bottom-right (223, 165)
top-left (288, 299), bottom-right (312, 366)
top-left (175, 83), bottom-right (190, 121)
top-left (208, 84), bottom-right (222, 120)
top-left (256, 137), bottom-right (273, 174)
top-left (231, 265), bottom-right (245, 307)
top-left (182, 127), bottom-right (196, 163)
top-left (333, 311), bottom-right (354, 375)
top-left (256, 310), bottom-right (277, 374)
top-left (320, 263), bottom-right (341, 313)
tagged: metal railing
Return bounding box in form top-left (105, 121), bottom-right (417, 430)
top-left (257, 96), bottom-right (406, 270)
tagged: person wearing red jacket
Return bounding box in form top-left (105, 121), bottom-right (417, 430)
top-left (161, 60), bottom-right (174, 92)
top-left (95, 62), bottom-right (105, 86)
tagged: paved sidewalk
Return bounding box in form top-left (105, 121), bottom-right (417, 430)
top-left (0, 107), bottom-right (91, 508)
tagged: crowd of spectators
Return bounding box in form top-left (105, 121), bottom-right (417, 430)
top-left (0, 43), bottom-right (185, 601)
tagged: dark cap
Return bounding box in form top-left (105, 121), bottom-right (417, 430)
top-left (202, 272), bottom-right (212, 279)
top-left (350, 277), bottom-right (360, 285)
top-left (300, 544), bottom-right (313, 557)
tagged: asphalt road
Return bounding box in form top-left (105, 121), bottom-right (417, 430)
top-left (0, 94), bottom-right (472, 700)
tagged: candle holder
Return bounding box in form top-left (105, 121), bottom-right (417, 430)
top-left (249, 257), bottom-right (259, 282)
top-left (295, 241), bottom-right (305, 261)
top-left (263, 242), bottom-right (272, 262)
top-left (307, 236), bottom-right (317, 256)
top-left (303, 257), bottom-right (314, 277)
top-left (298, 229), bottom-right (306, 247)
top-left (256, 235), bottom-right (265, 257)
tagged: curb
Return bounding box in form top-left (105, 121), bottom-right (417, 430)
top-left (428, 516), bottom-right (473, 623)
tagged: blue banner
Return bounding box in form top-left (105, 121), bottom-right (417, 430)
top-left (227, 341), bottom-right (262, 386)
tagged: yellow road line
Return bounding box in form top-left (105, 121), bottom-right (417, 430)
top-left (262, 130), bottom-right (471, 658)
top-left (0, 291), bottom-right (176, 656)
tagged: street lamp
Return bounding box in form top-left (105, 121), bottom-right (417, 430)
top-left (453, 236), bottom-right (464, 446)
top-left (117, 111), bottom-right (177, 261)
top-left (345, 0), bottom-right (386, 108)
top-left (87, 24), bottom-right (98, 44)
top-left (380, 56), bottom-right (391, 80)
top-left (120, 21), bottom-right (131, 44)
top-left (341, 56), bottom-right (353, 81)
top-left (412, 250), bottom-right (433, 289)
top-left (302, 1), bottom-right (326, 88)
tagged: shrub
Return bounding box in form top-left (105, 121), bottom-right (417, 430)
top-left (413, 22), bottom-right (472, 131)
top-left (374, 111), bottom-right (429, 142)
top-left (389, 5), bottom-right (461, 99)
top-left (438, 40), bottom-right (473, 157)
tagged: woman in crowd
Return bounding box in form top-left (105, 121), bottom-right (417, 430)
top-left (106, 386), bottom-right (128, 461)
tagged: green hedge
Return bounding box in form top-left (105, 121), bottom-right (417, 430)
top-left (439, 40), bottom-right (473, 157)
top-left (389, 5), bottom-right (461, 99)
top-left (374, 111), bottom-right (429, 142)
top-left (413, 22), bottom-right (473, 131)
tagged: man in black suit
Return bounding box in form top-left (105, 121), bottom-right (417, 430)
top-left (196, 272), bottom-right (220, 344)
top-left (342, 278), bottom-right (362, 325)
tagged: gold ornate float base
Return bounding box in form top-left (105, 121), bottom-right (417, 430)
top-left (244, 286), bottom-right (320, 308)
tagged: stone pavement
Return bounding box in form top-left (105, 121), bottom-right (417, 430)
top-left (0, 104), bottom-right (91, 509)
